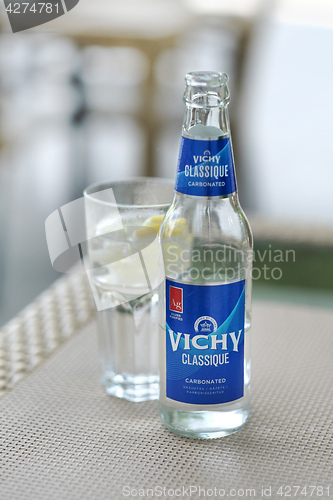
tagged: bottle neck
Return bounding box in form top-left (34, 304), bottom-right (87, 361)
top-left (174, 103), bottom-right (237, 199)
top-left (182, 103), bottom-right (230, 139)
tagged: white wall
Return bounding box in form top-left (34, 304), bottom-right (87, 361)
top-left (238, 0), bottom-right (333, 224)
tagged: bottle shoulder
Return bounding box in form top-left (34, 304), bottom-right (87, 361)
top-left (161, 193), bottom-right (253, 249)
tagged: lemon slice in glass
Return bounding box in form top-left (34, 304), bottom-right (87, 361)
top-left (135, 214), bottom-right (165, 238)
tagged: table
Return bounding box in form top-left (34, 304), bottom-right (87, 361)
top-left (0, 270), bottom-right (332, 499)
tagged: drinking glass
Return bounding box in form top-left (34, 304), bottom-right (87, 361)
top-left (84, 178), bottom-right (174, 402)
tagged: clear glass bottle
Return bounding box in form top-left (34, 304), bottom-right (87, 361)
top-left (158, 71), bottom-right (253, 439)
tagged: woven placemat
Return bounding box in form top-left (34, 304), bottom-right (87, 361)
top-left (0, 271), bottom-right (95, 398)
top-left (0, 299), bottom-right (332, 500)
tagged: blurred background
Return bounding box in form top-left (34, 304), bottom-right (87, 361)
top-left (0, 0), bottom-right (332, 326)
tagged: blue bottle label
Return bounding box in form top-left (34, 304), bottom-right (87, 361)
top-left (166, 278), bottom-right (245, 405)
top-left (175, 136), bottom-right (237, 197)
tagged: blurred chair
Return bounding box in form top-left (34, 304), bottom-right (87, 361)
top-left (81, 46), bottom-right (149, 183)
top-left (0, 35), bottom-right (81, 325)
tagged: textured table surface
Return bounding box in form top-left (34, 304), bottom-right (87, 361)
top-left (0, 273), bottom-right (332, 500)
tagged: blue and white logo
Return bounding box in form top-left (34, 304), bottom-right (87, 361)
top-left (194, 316), bottom-right (217, 333)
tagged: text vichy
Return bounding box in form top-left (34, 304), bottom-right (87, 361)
top-left (168, 330), bottom-right (242, 352)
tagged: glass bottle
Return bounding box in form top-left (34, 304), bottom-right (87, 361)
top-left (158, 71), bottom-right (253, 439)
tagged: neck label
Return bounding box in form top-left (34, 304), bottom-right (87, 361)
top-left (175, 136), bottom-right (237, 197)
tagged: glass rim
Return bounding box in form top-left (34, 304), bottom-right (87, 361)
top-left (83, 177), bottom-right (174, 209)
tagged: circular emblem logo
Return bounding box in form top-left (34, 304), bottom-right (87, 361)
top-left (194, 316), bottom-right (218, 333)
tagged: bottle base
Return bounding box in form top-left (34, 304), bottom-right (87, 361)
top-left (159, 402), bottom-right (249, 439)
